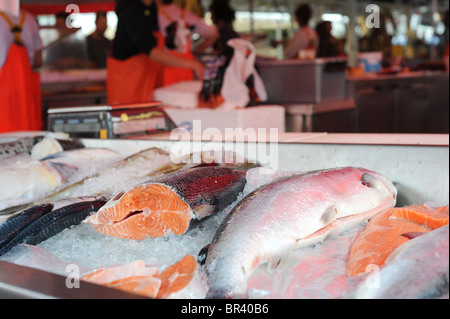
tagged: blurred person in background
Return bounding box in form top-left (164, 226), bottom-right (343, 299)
top-left (283, 3), bottom-right (318, 59)
top-left (87, 11), bottom-right (111, 69)
top-left (0, 9), bottom-right (43, 133)
top-left (157, 0), bottom-right (218, 85)
top-left (209, 1), bottom-right (240, 53)
top-left (108, 0), bottom-right (204, 105)
top-left (44, 12), bottom-right (88, 70)
top-left (316, 21), bottom-right (341, 58)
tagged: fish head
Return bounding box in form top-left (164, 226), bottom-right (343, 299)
top-left (205, 252), bottom-right (250, 299)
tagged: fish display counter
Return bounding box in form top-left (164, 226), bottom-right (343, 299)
top-left (0, 132), bottom-right (448, 299)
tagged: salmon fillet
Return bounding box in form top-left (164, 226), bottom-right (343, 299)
top-left (346, 204), bottom-right (449, 277)
top-left (82, 256), bottom-right (207, 299)
top-left (156, 255), bottom-right (208, 299)
top-left (81, 260), bottom-right (161, 298)
top-left (107, 276), bottom-right (161, 299)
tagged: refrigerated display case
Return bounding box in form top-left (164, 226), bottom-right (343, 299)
top-left (0, 132), bottom-right (448, 299)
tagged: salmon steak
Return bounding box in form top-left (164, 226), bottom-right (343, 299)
top-left (346, 204), bottom-right (449, 277)
top-left (86, 166), bottom-right (247, 240)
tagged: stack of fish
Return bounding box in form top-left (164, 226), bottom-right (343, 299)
top-left (82, 166), bottom-right (448, 299)
top-left (0, 147), bottom-right (253, 259)
top-left (0, 136), bottom-right (124, 256)
top-left (0, 139), bottom-right (448, 299)
top-left (0, 134), bottom-right (84, 161)
top-left (0, 147), bottom-right (122, 212)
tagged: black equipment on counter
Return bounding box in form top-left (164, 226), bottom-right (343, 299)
top-left (48, 102), bottom-right (177, 139)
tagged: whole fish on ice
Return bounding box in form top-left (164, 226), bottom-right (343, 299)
top-left (0, 148), bottom-right (121, 211)
top-left (0, 204), bottom-right (54, 248)
top-left (30, 137), bottom-right (84, 160)
top-left (86, 166), bottom-right (248, 240)
top-left (44, 149), bottom-right (256, 204)
top-left (344, 225), bottom-right (449, 299)
top-left (203, 167), bottom-right (397, 299)
top-left (0, 135), bottom-right (84, 160)
top-left (0, 197), bottom-right (107, 256)
top-left (42, 148), bottom-right (172, 202)
top-left (0, 137), bottom-right (36, 159)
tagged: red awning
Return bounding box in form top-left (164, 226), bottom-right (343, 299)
top-left (20, 0), bottom-right (116, 15)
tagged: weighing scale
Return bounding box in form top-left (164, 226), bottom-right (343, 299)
top-left (48, 102), bottom-right (177, 139)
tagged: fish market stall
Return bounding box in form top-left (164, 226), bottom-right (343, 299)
top-left (0, 132), bottom-right (448, 299)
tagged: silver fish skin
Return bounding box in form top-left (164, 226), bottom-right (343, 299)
top-left (0, 148), bottom-right (122, 212)
top-left (30, 137), bottom-right (84, 160)
top-left (42, 148), bottom-right (122, 182)
top-left (345, 225), bottom-right (449, 299)
top-left (0, 136), bottom-right (83, 160)
top-left (204, 167), bottom-right (397, 299)
top-left (42, 148), bottom-right (171, 202)
top-left (0, 137), bottom-right (37, 159)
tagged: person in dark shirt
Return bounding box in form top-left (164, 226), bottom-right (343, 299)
top-left (87, 11), bottom-right (111, 69)
top-left (108, 0), bottom-right (204, 104)
top-left (113, 0), bottom-right (159, 60)
top-left (113, 0), bottom-right (203, 69)
top-left (209, 1), bottom-right (240, 53)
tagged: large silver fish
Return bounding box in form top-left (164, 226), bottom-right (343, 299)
top-left (0, 136), bottom-right (84, 160)
top-left (345, 225), bottom-right (449, 299)
top-left (204, 167), bottom-right (397, 299)
top-left (0, 148), bottom-right (122, 212)
top-left (42, 148), bottom-right (172, 202)
top-left (30, 137), bottom-right (84, 160)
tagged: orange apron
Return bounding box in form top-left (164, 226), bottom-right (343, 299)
top-left (159, 7), bottom-right (194, 86)
top-left (0, 11), bottom-right (42, 133)
top-left (107, 33), bottom-right (165, 105)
